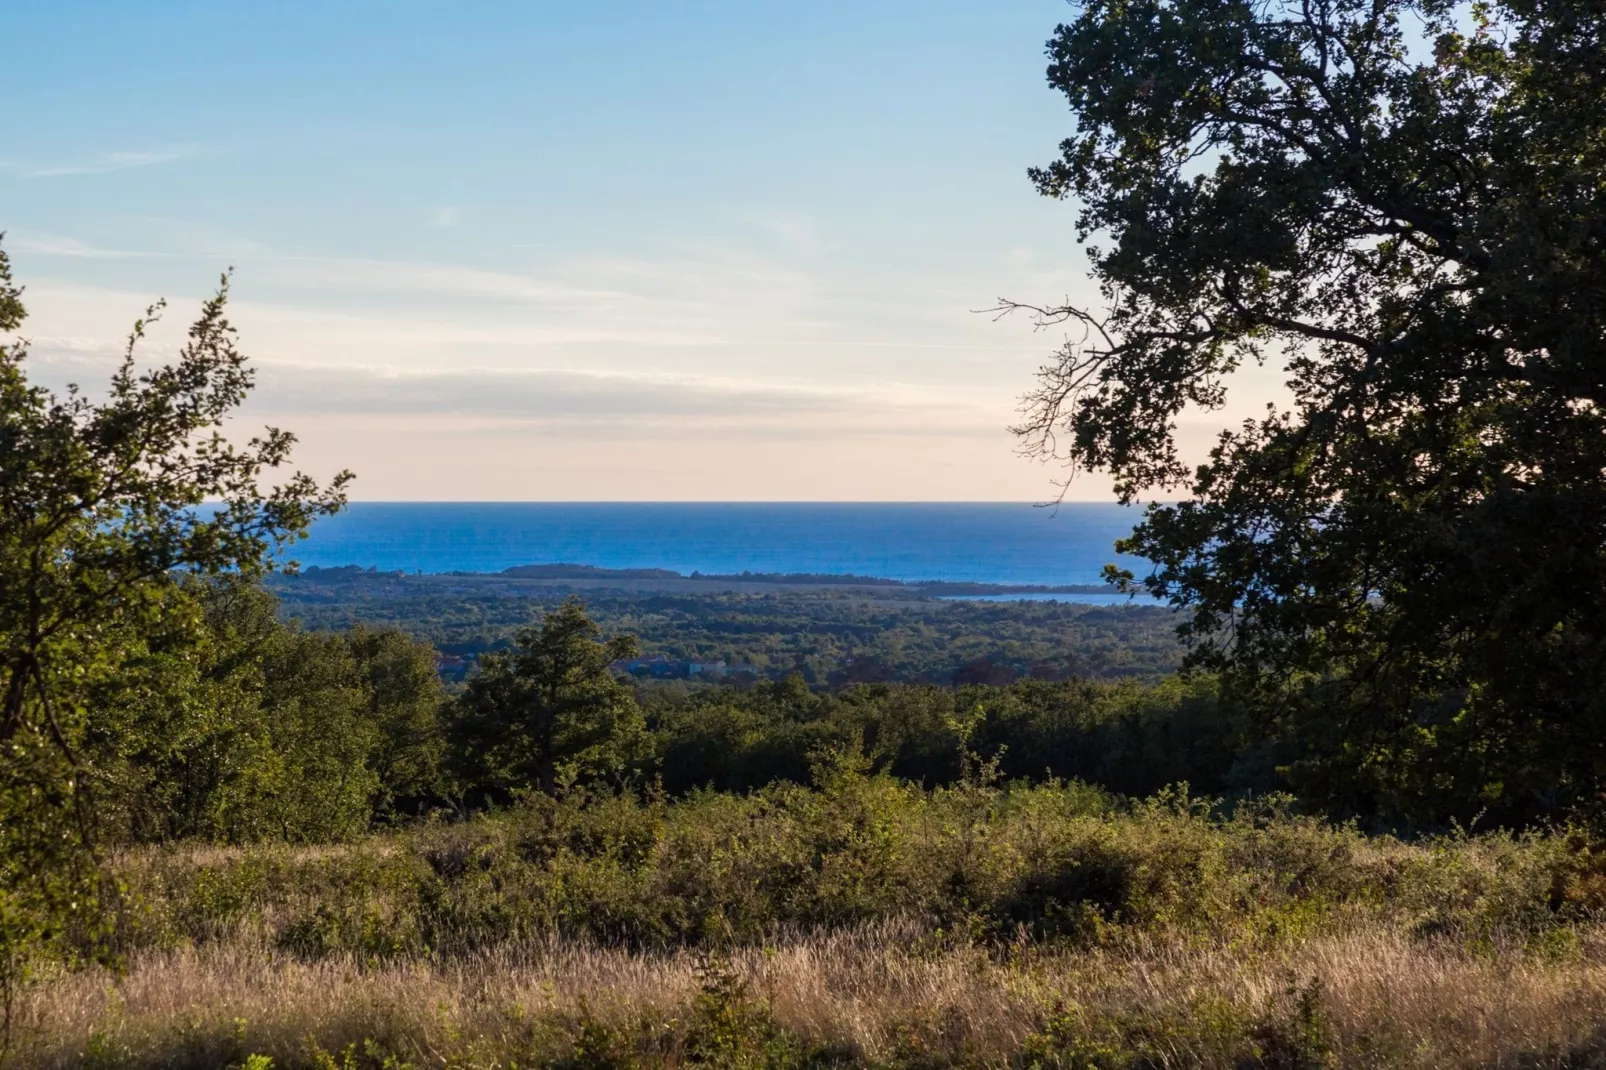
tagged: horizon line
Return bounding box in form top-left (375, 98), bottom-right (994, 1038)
top-left (315, 499), bottom-right (1135, 506)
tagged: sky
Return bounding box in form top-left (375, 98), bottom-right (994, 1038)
top-left (2, 1), bottom-right (1257, 501)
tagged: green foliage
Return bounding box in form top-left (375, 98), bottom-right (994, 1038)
top-left (23, 778), bottom-right (1606, 1068)
top-left (1016, 982), bottom-right (1333, 1070)
top-left (72, 574), bottom-right (1259, 849)
top-left (448, 597), bottom-right (644, 798)
top-left (683, 955), bottom-right (792, 1069)
top-left (648, 675), bottom-right (1253, 801)
top-left (110, 779), bottom-right (1599, 961)
top-left (0, 241), bottom-right (349, 1027)
top-left (345, 625), bottom-right (447, 819)
top-left (1013, 0), bottom-right (1606, 824)
top-left (267, 570), bottom-right (1185, 685)
top-left (85, 579), bottom-right (445, 844)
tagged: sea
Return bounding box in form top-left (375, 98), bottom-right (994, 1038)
top-left (284, 503), bottom-right (1150, 598)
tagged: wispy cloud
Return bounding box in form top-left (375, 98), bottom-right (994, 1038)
top-left (267, 256), bottom-right (630, 308)
top-left (241, 362), bottom-right (974, 427)
top-left (9, 234), bottom-right (161, 259)
top-left (240, 253), bottom-right (834, 353)
top-left (6, 147), bottom-right (199, 178)
top-left (431, 205), bottom-right (463, 228)
top-left (15, 339), bottom-right (985, 437)
top-left (12, 252), bottom-right (1053, 434)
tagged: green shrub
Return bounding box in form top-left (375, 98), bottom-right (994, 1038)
top-left (105, 779), bottom-right (1595, 964)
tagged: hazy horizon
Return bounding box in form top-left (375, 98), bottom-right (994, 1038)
top-left (6, 2), bottom-right (1281, 502)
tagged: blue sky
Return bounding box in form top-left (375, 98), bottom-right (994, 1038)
top-left (3, 1), bottom-right (1232, 500)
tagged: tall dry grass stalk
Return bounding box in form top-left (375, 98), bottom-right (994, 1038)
top-left (13, 920), bottom-right (1606, 1068)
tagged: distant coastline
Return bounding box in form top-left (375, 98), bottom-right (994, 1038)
top-left (297, 561), bottom-right (1143, 601)
top-left (495, 562), bottom-right (1131, 596)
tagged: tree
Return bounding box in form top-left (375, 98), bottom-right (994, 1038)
top-left (86, 580), bottom-right (446, 844)
top-left (344, 624), bottom-right (446, 818)
top-left (0, 238), bottom-right (349, 1009)
top-left (1010, 1), bottom-right (1606, 821)
top-left (82, 576), bottom-right (277, 844)
top-left (448, 597), bottom-right (644, 798)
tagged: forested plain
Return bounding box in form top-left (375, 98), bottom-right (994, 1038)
top-left (7, 0), bottom-right (1606, 1064)
top-left (269, 566), bottom-right (1185, 685)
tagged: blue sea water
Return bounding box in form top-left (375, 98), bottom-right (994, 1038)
top-left (939, 592), bottom-right (1136, 606)
top-left (286, 502), bottom-right (1150, 588)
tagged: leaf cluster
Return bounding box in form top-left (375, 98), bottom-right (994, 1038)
top-left (1013, 0), bottom-right (1606, 820)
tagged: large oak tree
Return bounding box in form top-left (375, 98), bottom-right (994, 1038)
top-left (1014, 0), bottom-right (1606, 821)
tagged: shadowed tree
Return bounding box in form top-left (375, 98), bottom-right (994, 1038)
top-left (449, 597), bottom-right (644, 798)
top-left (1010, 0), bottom-right (1606, 821)
top-left (345, 624), bottom-right (447, 818)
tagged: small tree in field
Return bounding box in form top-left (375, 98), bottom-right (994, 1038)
top-left (0, 238), bottom-right (349, 1024)
top-left (449, 597), bottom-right (643, 798)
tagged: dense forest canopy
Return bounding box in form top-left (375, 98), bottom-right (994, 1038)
top-left (86, 582), bottom-right (1256, 826)
top-left (267, 568), bottom-right (1184, 685)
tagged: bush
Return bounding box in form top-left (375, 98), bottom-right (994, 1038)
top-left (110, 778), bottom-right (1593, 962)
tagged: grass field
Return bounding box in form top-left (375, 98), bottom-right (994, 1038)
top-left (14, 778), bottom-right (1606, 1068)
top-left (23, 922), bottom-right (1606, 1069)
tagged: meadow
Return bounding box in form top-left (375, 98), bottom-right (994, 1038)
top-left (17, 773), bottom-right (1606, 1069)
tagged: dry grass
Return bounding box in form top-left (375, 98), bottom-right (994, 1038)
top-left (14, 921), bottom-right (1606, 1068)
top-left (23, 786), bottom-right (1606, 1066)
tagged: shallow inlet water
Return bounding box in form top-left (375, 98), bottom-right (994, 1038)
top-left (938, 592), bottom-right (1142, 606)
